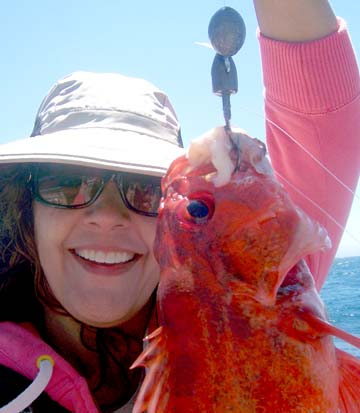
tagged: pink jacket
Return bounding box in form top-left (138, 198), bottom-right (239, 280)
top-left (0, 18), bottom-right (359, 413)
top-left (0, 322), bottom-right (98, 412)
top-left (260, 18), bottom-right (360, 289)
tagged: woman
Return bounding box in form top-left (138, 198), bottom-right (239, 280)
top-left (0, 1), bottom-right (359, 412)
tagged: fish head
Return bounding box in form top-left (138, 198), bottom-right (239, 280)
top-left (155, 127), bottom-right (330, 305)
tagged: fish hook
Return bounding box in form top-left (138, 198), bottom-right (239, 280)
top-left (224, 126), bottom-right (242, 173)
top-left (208, 6), bottom-right (246, 175)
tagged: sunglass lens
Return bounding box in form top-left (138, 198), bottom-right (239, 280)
top-left (36, 166), bottom-right (103, 207)
top-left (122, 176), bottom-right (162, 215)
top-left (34, 165), bottom-right (162, 214)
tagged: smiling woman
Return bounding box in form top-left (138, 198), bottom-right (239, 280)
top-left (0, 0), bottom-right (359, 412)
top-left (0, 173), bottom-right (156, 411)
top-left (0, 72), bottom-right (184, 412)
top-left (33, 185), bottom-right (157, 323)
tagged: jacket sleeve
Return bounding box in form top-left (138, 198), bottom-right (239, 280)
top-left (258, 18), bottom-right (360, 289)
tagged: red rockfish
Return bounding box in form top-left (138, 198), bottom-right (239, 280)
top-left (132, 127), bottom-right (360, 412)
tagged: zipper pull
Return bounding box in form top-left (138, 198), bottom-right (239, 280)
top-left (0, 355), bottom-right (54, 413)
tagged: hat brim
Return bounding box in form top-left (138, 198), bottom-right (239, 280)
top-left (0, 129), bottom-right (185, 176)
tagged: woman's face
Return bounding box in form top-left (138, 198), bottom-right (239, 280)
top-left (33, 180), bottom-right (159, 327)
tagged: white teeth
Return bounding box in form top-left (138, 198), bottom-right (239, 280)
top-left (75, 249), bottom-right (135, 264)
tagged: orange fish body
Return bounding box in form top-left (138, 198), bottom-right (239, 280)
top-left (132, 129), bottom-right (360, 412)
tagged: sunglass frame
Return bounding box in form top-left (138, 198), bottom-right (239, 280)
top-left (30, 166), bottom-right (162, 217)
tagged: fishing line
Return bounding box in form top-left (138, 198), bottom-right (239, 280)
top-left (202, 9), bottom-right (358, 203)
top-left (202, 7), bottom-right (359, 249)
top-left (275, 170), bottom-right (360, 246)
top-left (267, 118), bottom-right (359, 201)
top-left (234, 104), bottom-right (360, 247)
top-left (237, 105), bottom-right (360, 202)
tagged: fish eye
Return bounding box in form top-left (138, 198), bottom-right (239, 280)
top-left (186, 200), bottom-right (210, 218)
top-left (182, 192), bottom-right (215, 223)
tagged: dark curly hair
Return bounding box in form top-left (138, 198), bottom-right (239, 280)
top-left (0, 163), bottom-right (60, 323)
top-left (0, 163), bottom-right (155, 410)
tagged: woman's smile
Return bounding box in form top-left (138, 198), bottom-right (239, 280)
top-left (74, 249), bottom-right (136, 264)
top-left (33, 182), bottom-right (159, 326)
top-left (70, 247), bottom-right (142, 276)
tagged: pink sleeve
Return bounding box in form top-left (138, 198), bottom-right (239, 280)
top-left (258, 18), bottom-right (360, 289)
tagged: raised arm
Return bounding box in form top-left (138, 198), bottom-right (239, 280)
top-left (253, 0), bottom-right (338, 41)
top-left (252, 1), bottom-right (360, 288)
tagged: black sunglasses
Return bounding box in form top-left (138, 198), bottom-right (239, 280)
top-left (30, 164), bottom-right (162, 217)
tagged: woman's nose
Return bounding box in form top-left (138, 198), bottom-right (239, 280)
top-left (84, 181), bottom-right (131, 229)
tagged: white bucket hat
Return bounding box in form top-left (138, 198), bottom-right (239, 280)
top-left (0, 71), bottom-right (185, 176)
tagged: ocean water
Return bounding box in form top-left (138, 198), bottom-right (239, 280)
top-left (320, 256), bottom-right (360, 358)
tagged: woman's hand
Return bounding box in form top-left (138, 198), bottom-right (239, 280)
top-left (253, 0), bottom-right (338, 41)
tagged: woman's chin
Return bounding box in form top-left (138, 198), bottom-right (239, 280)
top-left (73, 308), bottom-right (138, 328)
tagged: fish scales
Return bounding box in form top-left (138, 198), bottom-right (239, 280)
top-left (132, 127), bottom-right (360, 413)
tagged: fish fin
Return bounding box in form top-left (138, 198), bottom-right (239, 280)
top-left (299, 311), bottom-right (360, 349)
top-left (337, 348), bottom-right (360, 412)
top-left (131, 326), bottom-right (169, 413)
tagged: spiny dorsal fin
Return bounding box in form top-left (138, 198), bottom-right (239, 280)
top-left (131, 327), bottom-right (169, 413)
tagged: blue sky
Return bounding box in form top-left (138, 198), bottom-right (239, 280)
top-left (0, 0), bottom-right (359, 257)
